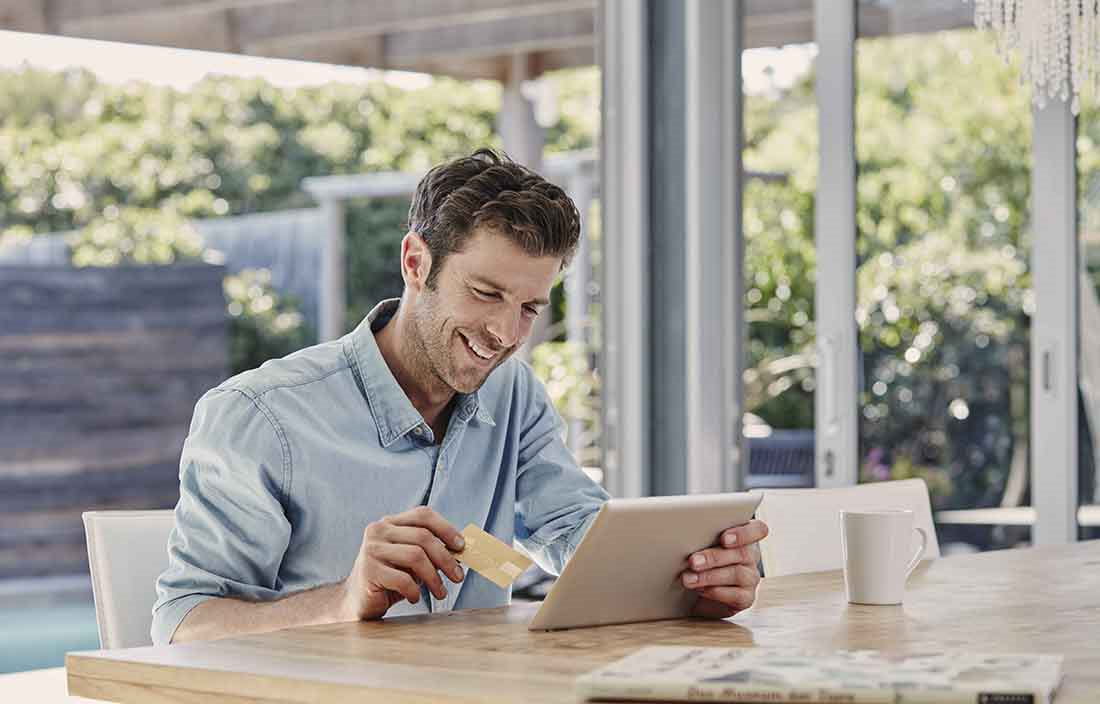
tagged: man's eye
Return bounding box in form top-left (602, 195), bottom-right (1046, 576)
top-left (474, 288), bottom-right (498, 300)
top-left (523, 305), bottom-right (540, 317)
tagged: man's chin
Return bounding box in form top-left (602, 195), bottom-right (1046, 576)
top-left (450, 364), bottom-right (497, 393)
top-left (452, 373), bottom-right (489, 394)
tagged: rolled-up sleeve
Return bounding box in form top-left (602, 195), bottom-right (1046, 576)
top-left (513, 365), bottom-right (609, 575)
top-left (151, 387), bottom-right (292, 645)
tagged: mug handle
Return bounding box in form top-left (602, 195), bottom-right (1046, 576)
top-left (904, 527), bottom-right (928, 580)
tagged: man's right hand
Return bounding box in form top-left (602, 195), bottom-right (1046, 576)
top-left (338, 506), bottom-right (467, 621)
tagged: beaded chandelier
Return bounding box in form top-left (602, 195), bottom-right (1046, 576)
top-left (973, 0), bottom-right (1100, 114)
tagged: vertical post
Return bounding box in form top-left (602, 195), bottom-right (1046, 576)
top-left (813, 0), bottom-right (859, 487)
top-left (683, 0), bottom-right (744, 493)
top-left (318, 197), bottom-right (347, 341)
top-left (1032, 99), bottom-right (1078, 544)
top-left (566, 167), bottom-right (594, 460)
top-left (646, 0), bottom-right (688, 496)
top-left (600, 0), bottom-right (650, 498)
top-left (501, 53), bottom-right (552, 355)
top-left (499, 53), bottom-right (545, 170)
top-left (565, 170), bottom-right (593, 349)
top-left (729, 1), bottom-right (746, 492)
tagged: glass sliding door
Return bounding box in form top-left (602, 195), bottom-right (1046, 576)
top-left (1076, 92), bottom-right (1100, 539)
top-left (742, 42), bottom-right (818, 490)
top-left (855, 10), bottom-right (1033, 551)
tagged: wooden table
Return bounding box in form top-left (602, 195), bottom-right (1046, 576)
top-left (65, 541), bottom-right (1100, 703)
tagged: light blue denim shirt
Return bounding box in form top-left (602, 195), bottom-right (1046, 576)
top-left (151, 299), bottom-right (609, 645)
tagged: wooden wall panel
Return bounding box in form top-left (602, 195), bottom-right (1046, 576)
top-left (0, 264), bottom-right (227, 578)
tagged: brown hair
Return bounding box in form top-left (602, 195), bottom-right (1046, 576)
top-left (407, 148), bottom-right (581, 288)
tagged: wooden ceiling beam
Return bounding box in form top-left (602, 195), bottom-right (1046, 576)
top-left (382, 8), bottom-right (594, 65)
top-left (0, 0), bottom-right (51, 33)
top-left (236, 0), bottom-right (593, 52)
top-left (253, 10), bottom-right (594, 81)
top-left (255, 35), bottom-right (384, 68)
top-left (48, 0), bottom-right (277, 25)
top-left (57, 5), bottom-right (241, 52)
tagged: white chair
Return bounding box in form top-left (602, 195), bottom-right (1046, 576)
top-left (81, 510), bottom-right (175, 649)
top-left (755, 478), bottom-right (940, 578)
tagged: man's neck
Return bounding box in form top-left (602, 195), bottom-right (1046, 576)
top-left (373, 306), bottom-right (455, 430)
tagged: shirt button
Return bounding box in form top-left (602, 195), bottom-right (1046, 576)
top-left (413, 426), bottom-right (424, 436)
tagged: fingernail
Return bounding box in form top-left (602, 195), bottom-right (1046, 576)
top-left (684, 573), bottom-right (699, 586)
top-left (724, 534), bottom-right (738, 547)
top-left (452, 567), bottom-right (464, 581)
top-left (691, 555), bottom-right (705, 569)
top-left (454, 536), bottom-right (465, 549)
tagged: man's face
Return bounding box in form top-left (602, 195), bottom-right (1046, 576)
top-left (409, 228), bottom-right (560, 394)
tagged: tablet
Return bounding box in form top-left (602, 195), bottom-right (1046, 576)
top-left (527, 491), bottom-right (763, 631)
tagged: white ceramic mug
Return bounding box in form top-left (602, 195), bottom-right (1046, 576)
top-left (840, 509), bottom-right (927, 605)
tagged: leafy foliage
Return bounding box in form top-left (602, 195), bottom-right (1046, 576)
top-left (68, 206), bottom-right (204, 266)
top-left (744, 30), bottom-right (1037, 508)
top-left (224, 269), bottom-right (312, 375)
top-left (0, 64), bottom-right (597, 388)
top-left (531, 341), bottom-right (601, 466)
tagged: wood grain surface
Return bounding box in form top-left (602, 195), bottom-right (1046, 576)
top-left (67, 541), bottom-right (1100, 703)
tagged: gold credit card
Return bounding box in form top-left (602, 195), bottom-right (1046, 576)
top-left (452, 523), bottom-right (534, 589)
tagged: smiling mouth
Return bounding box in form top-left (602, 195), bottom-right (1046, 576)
top-left (458, 331), bottom-right (498, 364)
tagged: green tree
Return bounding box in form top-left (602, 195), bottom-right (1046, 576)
top-left (0, 65), bottom-right (599, 381)
top-left (744, 30), bottom-right (1033, 509)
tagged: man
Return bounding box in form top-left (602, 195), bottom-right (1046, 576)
top-left (152, 148), bottom-right (768, 645)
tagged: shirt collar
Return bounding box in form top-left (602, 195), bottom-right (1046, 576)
top-left (346, 299), bottom-right (495, 448)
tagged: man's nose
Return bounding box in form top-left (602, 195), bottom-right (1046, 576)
top-left (486, 307), bottom-right (522, 348)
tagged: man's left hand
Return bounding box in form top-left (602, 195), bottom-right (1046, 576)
top-left (682, 519), bottom-right (769, 619)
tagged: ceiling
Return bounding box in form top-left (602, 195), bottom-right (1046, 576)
top-left (0, 0), bottom-right (976, 80)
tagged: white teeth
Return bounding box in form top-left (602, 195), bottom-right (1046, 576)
top-left (465, 336), bottom-right (494, 360)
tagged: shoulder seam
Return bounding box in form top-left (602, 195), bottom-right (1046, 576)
top-left (255, 365), bottom-right (349, 396)
top-left (225, 363), bottom-right (350, 400)
top-left (223, 387), bottom-right (294, 508)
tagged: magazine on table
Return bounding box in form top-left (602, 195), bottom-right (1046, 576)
top-left (575, 645), bottom-right (1064, 704)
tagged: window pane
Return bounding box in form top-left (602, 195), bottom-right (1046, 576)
top-left (1076, 88), bottom-right (1100, 540)
top-left (742, 44), bottom-right (817, 490)
top-left (856, 16), bottom-right (1032, 551)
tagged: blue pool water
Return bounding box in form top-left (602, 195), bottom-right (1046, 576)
top-left (0, 601), bottom-right (101, 674)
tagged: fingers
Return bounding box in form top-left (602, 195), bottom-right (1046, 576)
top-left (369, 562), bottom-right (422, 604)
top-left (366, 542), bottom-right (449, 600)
top-left (388, 506), bottom-right (466, 551)
top-left (692, 585), bottom-right (757, 612)
top-left (685, 520), bottom-right (767, 572)
top-left (718, 519), bottom-right (769, 549)
top-left (688, 544), bottom-right (759, 572)
top-left (354, 508), bottom-right (466, 612)
top-left (378, 524), bottom-right (464, 583)
top-left (682, 564), bottom-right (760, 590)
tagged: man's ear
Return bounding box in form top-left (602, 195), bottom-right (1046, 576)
top-left (400, 232), bottom-right (433, 293)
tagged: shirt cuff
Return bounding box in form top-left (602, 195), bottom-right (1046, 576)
top-left (150, 593), bottom-right (216, 646)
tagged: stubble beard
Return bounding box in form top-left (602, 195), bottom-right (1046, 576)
top-left (409, 288), bottom-right (489, 395)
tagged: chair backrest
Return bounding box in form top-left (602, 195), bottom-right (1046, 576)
top-left (82, 510), bottom-right (175, 649)
top-left (755, 478), bottom-right (940, 578)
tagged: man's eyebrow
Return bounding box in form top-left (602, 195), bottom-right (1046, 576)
top-left (469, 276), bottom-right (550, 306)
